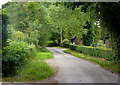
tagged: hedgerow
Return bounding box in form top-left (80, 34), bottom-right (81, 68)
top-left (62, 43), bottom-right (115, 62)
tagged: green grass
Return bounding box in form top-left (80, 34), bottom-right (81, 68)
top-left (38, 47), bottom-right (50, 52)
top-left (54, 46), bottom-right (64, 49)
top-left (64, 49), bottom-right (120, 74)
top-left (36, 52), bottom-right (54, 60)
top-left (2, 52), bottom-right (55, 82)
top-left (54, 46), bottom-right (69, 50)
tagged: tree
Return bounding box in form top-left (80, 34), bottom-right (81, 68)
top-left (64, 2), bottom-right (120, 62)
top-left (99, 3), bottom-right (120, 62)
top-left (2, 2), bottom-right (54, 48)
top-left (82, 21), bottom-right (95, 46)
top-left (46, 4), bottom-right (87, 44)
top-left (2, 14), bottom-right (8, 47)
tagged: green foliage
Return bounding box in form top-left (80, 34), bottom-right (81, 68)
top-left (49, 30), bottom-right (60, 46)
top-left (38, 47), bottom-right (50, 52)
top-left (86, 2), bottom-right (120, 62)
top-left (62, 43), bottom-right (115, 62)
top-left (63, 2), bottom-right (120, 62)
top-left (38, 33), bottom-right (49, 48)
top-left (29, 44), bottom-right (37, 58)
top-left (62, 38), bottom-right (70, 44)
top-left (2, 2), bottom-right (120, 78)
top-left (2, 41), bottom-right (30, 76)
top-left (2, 52), bottom-right (55, 81)
top-left (2, 2), bottom-right (53, 47)
top-left (47, 4), bottom-right (88, 42)
top-left (82, 21), bottom-right (95, 46)
top-left (100, 3), bottom-right (120, 62)
top-left (97, 40), bottom-right (104, 47)
top-left (1, 2), bottom-right (56, 78)
top-left (2, 14), bottom-right (8, 47)
top-left (62, 43), bottom-right (69, 48)
top-left (47, 43), bottom-right (60, 47)
top-left (10, 31), bottom-right (25, 41)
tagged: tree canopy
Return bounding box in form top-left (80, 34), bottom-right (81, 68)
top-left (1, 2), bottom-right (120, 67)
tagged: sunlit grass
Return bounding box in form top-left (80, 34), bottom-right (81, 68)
top-left (2, 52), bottom-right (55, 82)
top-left (36, 52), bottom-right (54, 60)
top-left (54, 46), bottom-right (64, 49)
top-left (54, 46), bottom-right (69, 50)
top-left (64, 49), bottom-right (120, 74)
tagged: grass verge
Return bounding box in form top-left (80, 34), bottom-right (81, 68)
top-left (54, 46), bottom-right (69, 50)
top-left (64, 49), bottom-right (120, 74)
top-left (53, 46), bottom-right (64, 49)
top-left (2, 52), bottom-right (55, 82)
top-left (38, 47), bottom-right (50, 52)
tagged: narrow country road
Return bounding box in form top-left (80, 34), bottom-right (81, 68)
top-left (46, 47), bottom-right (118, 83)
top-left (2, 47), bottom-right (119, 84)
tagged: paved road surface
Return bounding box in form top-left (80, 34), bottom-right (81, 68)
top-left (47, 47), bottom-right (118, 83)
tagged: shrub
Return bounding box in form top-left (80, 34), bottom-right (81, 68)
top-left (69, 44), bottom-right (77, 50)
top-left (11, 31), bottom-right (25, 41)
top-left (62, 43), bottom-right (69, 48)
top-left (62, 43), bottom-right (114, 62)
top-left (38, 47), bottom-right (50, 52)
top-left (47, 43), bottom-right (60, 47)
top-left (2, 41), bottom-right (30, 76)
top-left (62, 39), bottom-right (70, 44)
top-left (29, 44), bottom-right (37, 58)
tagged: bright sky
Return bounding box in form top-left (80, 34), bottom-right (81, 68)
top-left (0, 0), bottom-right (11, 8)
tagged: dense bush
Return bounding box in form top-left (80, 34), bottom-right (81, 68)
top-left (10, 31), bottom-right (25, 41)
top-left (62, 39), bottom-right (70, 44)
top-left (62, 43), bottom-right (115, 61)
top-left (47, 43), bottom-right (60, 47)
top-left (2, 41), bottom-right (30, 76)
top-left (29, 44), bottom-right (37, 58)
top-left (38, 47), bottom-right (50, 52)
top-left (62, 43), bottom-right (69, 48)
